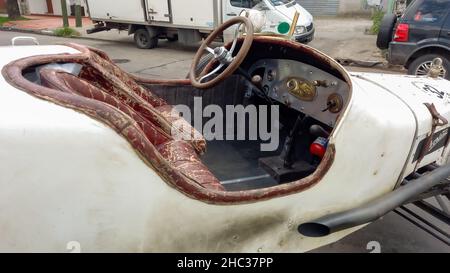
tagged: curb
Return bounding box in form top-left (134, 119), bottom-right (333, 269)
top-left (0, 25), bottom-right (118, 43)
top-left (0, 25), bottom-right (57, 36)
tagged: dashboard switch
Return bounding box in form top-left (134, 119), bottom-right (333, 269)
top-left (324, 94), bottom-right (344, 113)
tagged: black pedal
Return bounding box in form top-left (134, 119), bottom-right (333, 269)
top-left (259, 156), bottom-right (316, 184)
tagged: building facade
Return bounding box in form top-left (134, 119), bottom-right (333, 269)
top-left (297, 0), bottom-right (393, 16)
top-left (19, 0), bottom-right (89, 16)
top-left (0, 0), bottom-right (7, 14)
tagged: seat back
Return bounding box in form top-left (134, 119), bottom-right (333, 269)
top-left (40, 69), bottom-right (171, 146)
top-left (78, 51), bottom-right (206, 154)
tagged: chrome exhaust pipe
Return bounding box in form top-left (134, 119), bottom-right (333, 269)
top-left (298, 164), bottom-right (450, 237)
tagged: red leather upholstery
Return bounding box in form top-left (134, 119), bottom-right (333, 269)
top-left (78, 51), bottom-right (206, 154)
top-left (40, 69), bottom-right (171, 146)
top-left (157, 141), bottom-right (223, 191)
top-left (39, 68), bottom-right (224, 191)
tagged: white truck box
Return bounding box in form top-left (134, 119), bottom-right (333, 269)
top-left (86, 0), bottom-right (315, 49)
top-left (88, 0), bottom-right (147, 23)
top-left (170, 0), bottom-right (216, 28)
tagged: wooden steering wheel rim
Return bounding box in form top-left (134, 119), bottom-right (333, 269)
top-left (189, 17), bottom-right (254, 89)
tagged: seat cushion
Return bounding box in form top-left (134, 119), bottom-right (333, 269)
top-left (156, 104), bottom-right (206, 153)
top-left (157, 141), bottom-right (224, 191)
top-left (78, 51), bottom-right (206, 154)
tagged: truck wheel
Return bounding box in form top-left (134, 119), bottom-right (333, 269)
top-left (408, 54), bottom-right (450, 80)
top-left (134, 29), bottom-right (158, 49)
top-left (376, 14), bottom-right (397, 50)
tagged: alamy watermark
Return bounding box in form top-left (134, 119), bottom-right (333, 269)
top-left (66, 241), bottom-right (81, 253)
top-left (366, 241), bottom-right (381, 253)
top-left (171, 97), bottom-right (280, 152)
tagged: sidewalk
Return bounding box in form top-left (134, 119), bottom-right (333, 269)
top-left (310, 17), bottom-right (385, 63)
top-left (0, 14), bottom-right (134, 42)
top-left (2, 15), bottom-right (92, 32)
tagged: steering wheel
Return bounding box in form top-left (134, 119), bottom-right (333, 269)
top-left (189, 17), bottom-right (254, 89)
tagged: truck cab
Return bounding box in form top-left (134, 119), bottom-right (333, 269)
top-left (223, 0), bottom-right (314, 43)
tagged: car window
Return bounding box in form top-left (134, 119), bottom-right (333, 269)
top-left (445, 12), bottom-right (450, 28)
top-left (405, 0), bottom-right (450, 24)
top-left (230, 0), bottom-right (263, 8)
top-left (269, 0), bottom-right (294, 6)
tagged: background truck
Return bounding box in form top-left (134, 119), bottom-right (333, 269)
top-left (85, 0), bottom-right (315, 49)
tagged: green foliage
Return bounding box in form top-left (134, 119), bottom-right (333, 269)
top-left (370, 10), bottom-right (385, 35)
top-left (53, 27), bottom-right (80, 37)
top-left (0, 17), bottom-right (9, 26)
top-left (0, 16), bottom-right (28, 26)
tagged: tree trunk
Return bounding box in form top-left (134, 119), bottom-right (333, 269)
top-left (75, 0), bottom-right (82, 27)
top-left (61, 0), bottom-right (69, 28)
top-left (6, 0), bottom-right (21, 20)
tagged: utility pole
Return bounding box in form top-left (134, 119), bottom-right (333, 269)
top-left (61, 0), bottom-right (69, 28)
top-left (387, 0), bottom-right (395, 14)
top-left (6, 0), bottom-right (21, 20)
top-left (75, 0), bottom-right (82, 28)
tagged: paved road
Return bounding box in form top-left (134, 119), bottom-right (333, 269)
top-left (1, 30), bottom-right (196, 78)
top-left (0, 30), bottom-right (448, 253)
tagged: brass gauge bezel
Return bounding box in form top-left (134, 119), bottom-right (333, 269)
top-left (327, 93), bottom-right (344, 113)
top-left (285, 77), bottom-right (317, 101)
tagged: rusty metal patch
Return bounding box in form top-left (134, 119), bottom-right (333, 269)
top-left (416, 103), bottom-right (449, 165)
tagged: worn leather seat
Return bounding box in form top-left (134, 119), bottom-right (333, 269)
top-left (77, 49), bottom-right (206, 154)
top-left (39, 68), bottom-right (224, 191)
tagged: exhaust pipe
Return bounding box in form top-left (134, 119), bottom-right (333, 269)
top-left (86, 25), bottom-right (110, 35)
top-left (298, 164), bottom-right (450, 237)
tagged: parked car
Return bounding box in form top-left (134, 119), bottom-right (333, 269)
top-left (377, 0), bottom-right (450, 79)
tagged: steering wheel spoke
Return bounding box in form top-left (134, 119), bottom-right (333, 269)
top-left (229, 38), bottom-right (238, 57)
top-left (199, 63), bottom-right (225, 83)
top-left (229, 23), bottom-right (243, 55)
top-left (205, 46), bottom-right (216, 55)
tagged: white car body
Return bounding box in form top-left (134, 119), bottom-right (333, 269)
top-left (0, 41), bottom-right (449, 253)
top-left (225, 0), bottom-right (314, 41)
top-left (261, 1), bottom-right (314, 34)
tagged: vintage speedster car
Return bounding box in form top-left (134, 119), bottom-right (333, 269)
top-left (0, 17), bottom-right (449, 252)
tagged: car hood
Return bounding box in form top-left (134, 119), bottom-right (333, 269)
top-left (274, 2), bottom-right (313, 26)
top-left (352, 71), bottom-right (450, 159)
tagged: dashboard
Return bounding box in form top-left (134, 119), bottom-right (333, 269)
top-left (248, 59), bottom-right (350, 127)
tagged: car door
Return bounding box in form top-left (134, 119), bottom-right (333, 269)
top-left (439, 12), bottom-right (450, 47)
top-left (222, 0), bottom-right (259, 42)
top-left (402, 0), bottom-right (450, 44)
top-left (146, 0), bottom-right (171, 22)
top-left (224, 0), bottom-right (252, 21)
